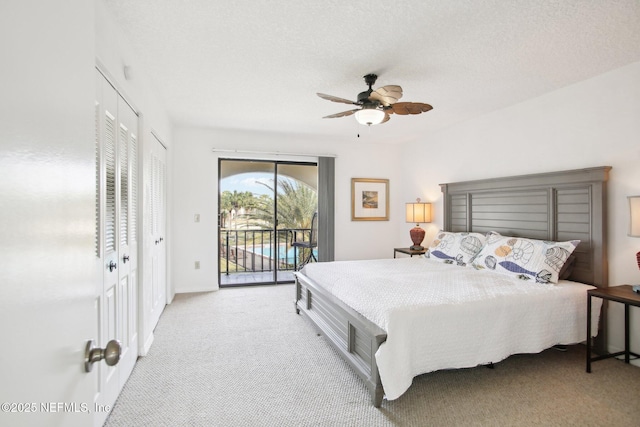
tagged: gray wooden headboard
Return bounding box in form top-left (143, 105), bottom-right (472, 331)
top-left (440, 167), bottom-right (611, 288)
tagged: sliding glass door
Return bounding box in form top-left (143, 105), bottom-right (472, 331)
top-left (218, 159), bottom-right (318, 286)
top-left (274, 163), bottom-right (318, 282)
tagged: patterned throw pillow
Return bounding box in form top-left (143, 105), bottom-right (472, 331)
top-left (424, 231), bottom-right (487, 266)
top-left (471, 232), bottom-right (579, 284)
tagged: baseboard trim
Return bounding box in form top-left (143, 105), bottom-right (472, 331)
top-left (174, 286), bottom-right (220, 294)
top-left (139, 332), bottom-right (154, 356)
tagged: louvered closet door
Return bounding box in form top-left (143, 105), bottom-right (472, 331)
top-left (94, 71), bottom-right (120, 427)
top-left (93, 70), bottom-right (139, 427)
top-left (116, 95), bottom-right (139, 387)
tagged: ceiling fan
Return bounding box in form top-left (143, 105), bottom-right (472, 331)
top-left (317, 73), bottom-right (433, 126)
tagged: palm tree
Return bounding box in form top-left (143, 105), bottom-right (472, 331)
top-left (221, 178), bottom-right (317, 269)
top-left (277, 179), bottom-right (317, 230)
top-left (251, 178), bottom-right (317, 230)
top-left (220, 190), bottom-right (255, 228)
top-left (249, 178), bottom-right (317, 266)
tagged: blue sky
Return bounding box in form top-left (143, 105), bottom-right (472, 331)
top-left (220, 172), bottom-right (275, 196)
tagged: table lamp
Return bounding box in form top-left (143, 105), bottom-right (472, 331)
top-left (629, 196), bottom-right (640, 292)
top-left (406, 198), bottom-right (431, 250)
top-left (629, 195), bottom-right (640, 255)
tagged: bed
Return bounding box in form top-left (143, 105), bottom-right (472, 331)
top-left (294, 166), bottom-right (611, 407)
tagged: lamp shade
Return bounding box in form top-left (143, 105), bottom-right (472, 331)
top-left (406, 201), bottom-right (432, 225)
top-left (405, 199), bottom-right (431, 250)
top-left (355, 108), bottom-right (385, 126)
top-left (629, 196), bottom-right (640, 237)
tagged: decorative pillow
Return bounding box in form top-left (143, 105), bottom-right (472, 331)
top-left (559, 254), bottom-right (577, 281)
top-left (424, 231), bottom-right (487, 266)
top-left (471, 232), bottom-right (580, 284)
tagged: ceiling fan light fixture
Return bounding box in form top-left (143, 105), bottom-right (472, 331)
top-left (355, 108), bottom-right (385, 126)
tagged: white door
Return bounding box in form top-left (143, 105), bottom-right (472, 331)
top-left (0, 2), bottom-right (96, 425)
top-left (116, 95), bottom-right (139, 387)
top-left (94, 70), bottom-right (139, 427)
top-left (150, 135), bottom-right (167, 327)
top-left (94, 72), bottom-right (121, 422)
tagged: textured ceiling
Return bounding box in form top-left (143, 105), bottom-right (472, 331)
top-left (102, 0), bottom-right (640, 144)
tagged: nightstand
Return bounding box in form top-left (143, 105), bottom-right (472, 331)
top-left (394, 247), bottom-right (427, 258)
top-left (586, 285), bottom-right (640, 373)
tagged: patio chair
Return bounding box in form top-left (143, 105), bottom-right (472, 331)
top-left (292, 211), bottom-right (318, 270)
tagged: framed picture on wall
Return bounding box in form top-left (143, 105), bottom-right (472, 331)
top-left (351, 178), bottom-right (389, 221)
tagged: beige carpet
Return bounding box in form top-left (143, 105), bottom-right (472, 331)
top-left (104, 284), bottom-right (640, 426)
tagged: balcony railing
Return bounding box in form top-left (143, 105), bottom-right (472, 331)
top-left (220, 228), bottom-right (315, 275)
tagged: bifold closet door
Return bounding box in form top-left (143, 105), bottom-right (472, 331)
top-left (149, 134), bottom-right (167, 327)
top-left (93, 70), bottom-right (139, 427)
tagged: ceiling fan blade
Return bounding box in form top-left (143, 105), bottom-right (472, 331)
top-left (381, 113), bottom-right (391, 124)
top-left (317, 93), bottom-right (358, 105)
top-left (390, 102), bottom-right (433, 115)
top-left (369, 85), bottom-right (403, 106)
top-left (322, 109), bottom-right (359, 119)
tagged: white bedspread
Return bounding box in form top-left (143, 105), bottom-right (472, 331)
top-left (299, 257), bottom-right (601, 401)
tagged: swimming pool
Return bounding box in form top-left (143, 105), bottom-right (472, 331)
top-left (252, 245), bottom-right (317, 263)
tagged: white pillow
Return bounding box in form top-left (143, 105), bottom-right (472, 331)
top-left (471, 232), bottom-right (579, 284)
top-left (424, 231), bottom-right (487, 266)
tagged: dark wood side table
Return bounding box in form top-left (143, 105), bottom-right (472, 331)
top-left (394, 247), bottom-right (427, 258)
top-left (586, 285), bottom-right (640, 372)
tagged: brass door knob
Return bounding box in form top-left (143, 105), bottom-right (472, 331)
top-left (84, 339), bottom-right (121, 373)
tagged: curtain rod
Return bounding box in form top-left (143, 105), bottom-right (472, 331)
top-left (212, 148), bottom-right (337, 158)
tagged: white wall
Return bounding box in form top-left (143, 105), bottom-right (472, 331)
top-left (400, 61), bottom-right (640, 359)
top-left (95, 0), bottom-right (174, 353)
top-left (171, 127), bottom-right (405, 292)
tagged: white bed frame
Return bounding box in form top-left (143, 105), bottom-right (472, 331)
top-left (295, 166), bottom-right (611, 406)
